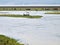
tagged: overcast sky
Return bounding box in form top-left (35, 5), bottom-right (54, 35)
top-left (0, 0), bottom-right (60, 5)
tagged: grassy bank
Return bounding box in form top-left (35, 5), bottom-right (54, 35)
top-left (0, 35), bottom-right (24, 45)
top-left (0, 14), bottom-right (42, 18)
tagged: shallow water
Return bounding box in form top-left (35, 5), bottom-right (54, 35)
top-left (0, 14), bottom-right (60, 45)
top-left (0, 11), bottom-right (60, 16)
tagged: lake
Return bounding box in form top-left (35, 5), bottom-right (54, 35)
top-left (0, 11), bottom-right (60, 45)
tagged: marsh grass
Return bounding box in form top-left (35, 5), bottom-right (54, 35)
top-left (0, 14), bottom-right (42, 18)
top-left (0, 35), bottom-right (24, 45)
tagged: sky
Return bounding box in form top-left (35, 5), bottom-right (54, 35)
top-left (0, 0), bottom-right (60, 5)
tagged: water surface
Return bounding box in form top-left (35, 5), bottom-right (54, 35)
top-left (0, 14), bottom-right (60, 45)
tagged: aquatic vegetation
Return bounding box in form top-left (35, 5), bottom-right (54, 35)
top-left (0, 35), bottom-right (24, 45)
top-left (0, 14), bottom-right (43, 18)
top-left (45, 11), bottom-right (60, 14)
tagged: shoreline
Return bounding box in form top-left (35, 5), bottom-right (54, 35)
top-left (45, 11), bottom-right (60, 14)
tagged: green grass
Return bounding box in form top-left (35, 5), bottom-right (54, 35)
top-left (0, 14), bottom-right (43, 18)
top-left (0, 35), bottom-right (24, 45)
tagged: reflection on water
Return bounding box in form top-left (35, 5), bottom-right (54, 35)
top-left (0, 15), bottom-right (60, 45)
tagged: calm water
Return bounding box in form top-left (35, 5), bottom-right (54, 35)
top-left (0, 14), bottom-right (60, 45)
